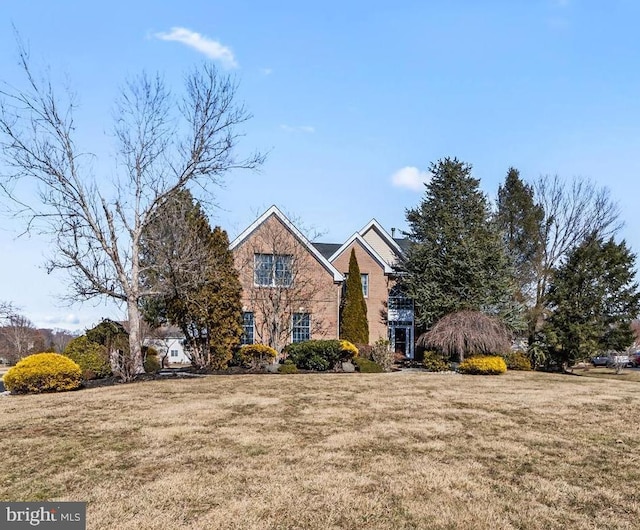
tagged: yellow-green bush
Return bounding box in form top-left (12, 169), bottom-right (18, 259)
top-left (504, 350), bottom-right (532, 371)
top-left (458, 355), bottom-right (507, 375)
top-left (353, 357), bottom-right (384, 373)
top-left (236, 344), bottom-right (278, 368)
top-left (143, 346), bottom-right (161, 373)
top-left (3, 353), bottom-right (82, 393)
top-left (278, 361), bottom-right (298, 374)
top-left (422, 351), bottom-right (450, 372)
top-left (340, 340), bottom-right (359, 358)
top-left (64, 335), bottom-right (111, 380)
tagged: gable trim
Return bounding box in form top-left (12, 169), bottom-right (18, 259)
top-left (328, 233), bottom-right (394, 274)
top-left (229, 205), bottom-right (344, 283)
top-left (358, 219), bottom-right (406, 258)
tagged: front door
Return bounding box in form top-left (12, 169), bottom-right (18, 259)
top-left (393, 327), bottom-right (409, 358)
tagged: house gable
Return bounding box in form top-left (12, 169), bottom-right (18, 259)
top-left (328, 233), bottom-right (393, 275)
top-left (230, 205), bottom-right (343, 283)
top-left (359, 219), bottom-right (405, 267)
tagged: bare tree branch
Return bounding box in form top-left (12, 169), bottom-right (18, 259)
top-left (0, 42), bottom-right (263, 379)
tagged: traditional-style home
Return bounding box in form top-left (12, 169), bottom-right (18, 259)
top-left (230, 206), bottom-right (415, 358)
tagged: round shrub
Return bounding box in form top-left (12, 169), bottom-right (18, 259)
top-left (3, 353), bottom-right (82, 393)
top-left (504, 351), bottom-right (532, 371)
top-left (458, 355), bottom-right (507, 375)
top-left (285, 340), bottom-right (353, 371)
top-left (353, 357), bottom-right (384, 373)
top-left (237, 344), bottom-right (278, 368)
top-left (278, 361), bottom-right (298, 374)
top-left (422, 351), bottom-right (450, 372)
top-left (64, 335), bottom-right (111, 380)
top-left (340, 340), bottom-right (359, 358)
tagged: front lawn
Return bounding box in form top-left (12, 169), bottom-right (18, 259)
top-left (1, 371), bottom-right (638, 529)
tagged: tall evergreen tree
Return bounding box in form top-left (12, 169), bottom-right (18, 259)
top-left (544, 234), bottom-right (640, 367)
top-left (340, 249), bottom-right (369, 344)
top-left (404, 157), bottom-right (519, 330)
top-left (141, 190), bottom-right (243, 369)
top-left (495, 168), bottom-right (544, 306)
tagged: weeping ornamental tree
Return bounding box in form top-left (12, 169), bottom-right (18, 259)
top-left (418, 310), bottom-right (511, 362)
top-left (340, 249), bottom-right (369, 344)
top-left (0, 45), bottom-right (263, 380)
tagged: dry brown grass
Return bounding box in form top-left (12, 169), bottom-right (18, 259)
top-left (1, 371), bottom-right (639, 529)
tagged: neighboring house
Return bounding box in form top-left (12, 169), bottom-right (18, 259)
top-left (144, 326), bottom-right (190, 365)
top-left (231, 206), bottom-right (415, 358)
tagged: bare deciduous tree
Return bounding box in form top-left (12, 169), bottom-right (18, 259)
top-left (529, 175), bottom-right (621, 340)
top-left (0, 44), bottom-right (263, 379)
top-left (0, 313), bottom-right (38, 364)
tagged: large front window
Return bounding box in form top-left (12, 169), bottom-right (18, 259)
top-left (254, 253), bottom-right (293, 287)
top-left (292, 313), bottom-right (311, 343)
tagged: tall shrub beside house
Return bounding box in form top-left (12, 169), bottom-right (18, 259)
top-left (141, 191), bottom-right (243, 370)
top-left (340, 249), bottom-right (369, 345)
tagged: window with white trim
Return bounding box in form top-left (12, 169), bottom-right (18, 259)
top-left (343, 272), bottom-right (369, 298)
top-left (292, 313), bottom-right (311, 343)
top-left (241, 312), bottom-right (254, 345)
top-left (254, 253), bottom-right (293, 287)
top-left (360, 273), bottom-right (369, 298)
top-left (170, 349), bottom-right (179, 358)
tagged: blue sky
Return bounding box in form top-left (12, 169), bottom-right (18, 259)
top-left (1, 0), bottom-right (640, 331)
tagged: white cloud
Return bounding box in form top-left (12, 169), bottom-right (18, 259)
top-left (261, 67), bottom-right (273, 76)
top-left (390, 166), bottom-right (431, 192)
top-left (280, 124), bottom-right (315, 134)
top-left (42, 313), bottom-right (80, 324)
top-left (155, 27), bottom-right (238, 69)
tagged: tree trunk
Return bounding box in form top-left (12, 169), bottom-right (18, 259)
top-left (127, 299), bottom-right (146, 375)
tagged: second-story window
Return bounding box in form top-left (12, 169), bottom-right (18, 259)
top-left (254, 253), bottom-right (293, 287)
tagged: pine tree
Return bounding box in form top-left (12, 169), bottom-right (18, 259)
top-left (544, 234), bottom-right (640, 367)
top-left (495, 168), bottom-right (544, 306)
top-left (340, 249), bottom-right (369, 344)
top-left (404, 157), bottom-right (519, 330)
top-left (141, 190), bottom-right (243, 369)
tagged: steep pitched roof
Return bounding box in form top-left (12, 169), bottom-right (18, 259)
top-left (358, 219), bottom-right (406, 258)
top-left (312, 242), bottom-right (342, 260)
top-left (230, 205), bottom-right (344, 283)
top-left (327, 233), bottom-right (394, 274)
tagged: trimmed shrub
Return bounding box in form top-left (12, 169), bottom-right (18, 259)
top-left (504, 350), bottom-right (532, 371)
top-left (355, 343), bottom-right (373, 360)
top-left (339, 340), bottom-right (359, 358)
top-left (63, 336), bottom-right (111, 380)
top-left (370, 338), bottom-right (394, 372)
top-left (353, 357), bottom-right (384, 373)
top-left (458, 355), bottom-right (507, 375)
top-left (3, 353), bottom-right (82, 393)
top-left (278, 361), bottom-right (298, 374)
top-left (236, 344), bottom-right (278, 368)
top-left (422, 351), bottom-right (450, 372)
top-left (143, 346), bottom-right (161, 373)
top-left (285, 340), bottom-right (357, 371)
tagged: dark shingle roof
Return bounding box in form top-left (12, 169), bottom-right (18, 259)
top-left (393, 237), bottom-right (411, 254)
top-left (312, 242), bottom-right (342, 260)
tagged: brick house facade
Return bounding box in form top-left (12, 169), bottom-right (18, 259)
top-left (230, 206), bottom-right (414, 357)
